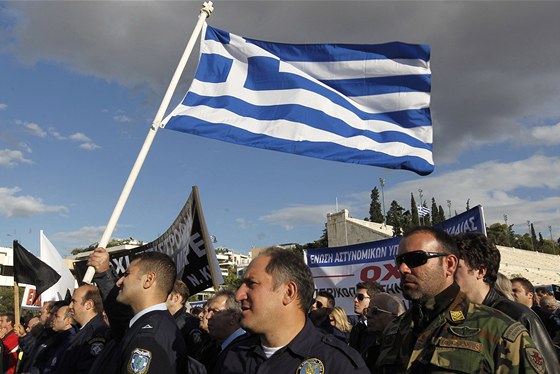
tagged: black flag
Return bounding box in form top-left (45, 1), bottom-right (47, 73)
top-left (13, 240), bottom-right (61, 304)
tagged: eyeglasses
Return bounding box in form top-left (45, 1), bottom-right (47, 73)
top-left (312, 299), bottom-right (324, 309)
top-left (207, 308), bottom-right (228, 316)
top-left (355, 294), bottom-right (370, 302)
top-left (364, 306), bottom-right (395, 317)
top-left (394, 250), bottom-right (450, 269)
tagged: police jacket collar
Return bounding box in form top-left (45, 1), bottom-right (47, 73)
top-left (129, 303), bottom-right (167, 327)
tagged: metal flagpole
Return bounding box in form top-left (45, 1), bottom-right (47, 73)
top-left (83, 2), bottom-right (215, 284)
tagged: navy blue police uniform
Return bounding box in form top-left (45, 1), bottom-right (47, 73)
top-left (87, 269), bottom-right (187, 374)
top-left (55, 313), bottom-right (109, 373)
top-left (214, 318), bottom-right (369, 373)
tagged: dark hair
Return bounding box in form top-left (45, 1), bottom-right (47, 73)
top-left (455, 232), bottom-right (500, 286)
top-left (82, 285), bottom-right (104, 314)
top-left (535, 287), bottom-right (550, 296)
top-left (1, 313), bottom-right (15, 327)
top-left (403, 226), bottom-right (460, 258)
top-left (50, 300), bottom-right (71, 320)
top-left (261, 247), bottom-right (315, 313)
top-left (191, 306), bottom-right (204, 316)
top-left (171, 280), bottom-right (190, 304)
top-left (511, 277), bottom-right (535, 294)
top-left (316, 290), bottom-right (335, 308)
top-left (135, 252), bottom-right (177, 296)
top-left (356, 281), bottom-right (384, 298)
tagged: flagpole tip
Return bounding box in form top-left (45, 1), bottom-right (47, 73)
top-left (201, 2), bottom-right (214, 17)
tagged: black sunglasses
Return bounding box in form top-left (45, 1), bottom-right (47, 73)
top-left (312, 299), bottom-right (324, 309)
top-left (355, 294), bottom-right (370, 302)
top-left (394, 250), bottom-right (450, 269)
top-left (364, 306), bottom-right (394, 316)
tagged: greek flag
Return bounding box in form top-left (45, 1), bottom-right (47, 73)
top-left (417, 205), bottom-right (431, 217)
top-left (162, 23), bottom-right (433, 175)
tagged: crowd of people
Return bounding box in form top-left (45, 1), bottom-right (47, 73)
top-left (2, 227), bottom-right (560, 373)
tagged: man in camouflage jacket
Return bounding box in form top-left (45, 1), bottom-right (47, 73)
top-left (375, 227), bottom-right (546, 373)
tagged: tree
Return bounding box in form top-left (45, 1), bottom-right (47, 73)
top-left (430, 198), bottom-right (445, 225)
top-left (368, 187), bottom-right (384, 223)
top-left (410, 193), bottom-right (419, 226)
top-left (487, 223), bottom-right (510, 246)
top-left (70, 237), bottom-right (143, 255)
top-left (530, 223), bottom-right (537, 251)
top-left (438, 205), bottom-right (446, 224)
top-left (221, 266), bottom-right (242, 291)
top-left (387, 200), bottom-right (405, 237)
top-left (0, 287), bottom-right (25, 315)
top-left (538, 232), bottom-right (545, 251)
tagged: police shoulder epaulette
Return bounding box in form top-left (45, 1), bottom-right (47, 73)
top-left (502, 322), bottom-right (527, 342)
top-left (321, 335), bottom-right (363, 367)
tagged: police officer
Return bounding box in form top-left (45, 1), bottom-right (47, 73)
top-left (214, 247), bottom-right (369, 373)
top-left (55, 285), bottom-right (109, 373)
top-left (375, 226), bottom-right (546, 373)
top-left (87, 248), bottom-right (187, 374)
top-left (166, 280), bottom-right (208, 361)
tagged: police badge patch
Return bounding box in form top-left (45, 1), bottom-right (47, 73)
top-left (297, 358), bottom-right (324, 374)
top-left (128, 348), bottom-right (152, 374)
top-left (88, 337), bottom-right (106, 356)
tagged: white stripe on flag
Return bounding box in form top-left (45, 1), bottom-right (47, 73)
top-left (163, 23), bottom-right (433, 175)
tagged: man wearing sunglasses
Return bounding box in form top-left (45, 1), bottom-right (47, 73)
top-left (455, 232), bottom-right (560, 374)
top-left (349, 281), bottom-right (383, 358)
top-left (363, 293), bottom-right (405, 372)
top-left (375, 226), bottom-right (545, 373)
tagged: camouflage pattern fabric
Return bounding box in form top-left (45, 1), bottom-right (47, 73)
top-left (375, 292), bottom-right (546, 373)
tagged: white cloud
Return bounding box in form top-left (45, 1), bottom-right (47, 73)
top-left (51, 225), bottom-right (107, 246)
top-left (0, 103), bottom-right (7, 110)
top-left (0, 149), bottom-right (32, 167)
top-left (0, 187), bottom-right (68, 217)
top-left (260, 204), bottom-right (335, 230)
top-left (17, 120), bottom-right (46, 137)
top-left (79, 142), bottom-right (101, 151)
top-left (18, 142), bottom-right (32, 153)
top-left (68, 132), bottom-right (92, 142)
top-left (235, 217), bottom-right (251, 230)
top-left (384, 154), bottom-right (560, 234)
top-left (260, 154), bottom-right (560, 237)
top-left (49, 127), bottom-right (66, 140)
top-left (531, 122), bottom-right (560, 145)
top-left (114, 114), bottom-right (132, 123)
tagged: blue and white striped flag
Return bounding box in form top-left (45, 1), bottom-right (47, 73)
top-left (417, 205), bottom-right (431, 217)
top-left (162, 23), bottom-right (433, 175)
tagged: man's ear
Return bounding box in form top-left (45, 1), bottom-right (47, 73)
top-left (84, 299), bottom-right (94, 311)
top-left (445, 255), bottom-right (459, 277)
top-left (143, 271), bottom-right (156, 289)
top-left (476, 266), bottom-right (487, 281)
top-left (282, 281), bottom-right (298, 306)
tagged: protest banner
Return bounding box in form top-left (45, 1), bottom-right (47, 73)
top-left (305, 205), bottom-right (485, 314)
top-left (74, 186), bottom-right (223, 296)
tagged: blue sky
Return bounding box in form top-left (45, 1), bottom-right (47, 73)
top-left (1, 1), bottom-right (560, 256)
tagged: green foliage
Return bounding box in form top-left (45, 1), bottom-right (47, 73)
top-left (70, 237), bottom-right (143, 255)
top-left (221, 266), bottom-right (243, 292)
top-left (410, 193), bottom-right (419, 227)
top-left (387, 200), bottom-right (404, 237)
top-left (368, 187), bottom-right (384, 223)
top-left (0, 287), bottom-right (26, 315)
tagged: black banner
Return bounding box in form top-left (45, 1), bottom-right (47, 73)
top-left (74, 186), bottom-right (221, 295)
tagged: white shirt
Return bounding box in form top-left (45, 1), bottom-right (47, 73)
top-left (129, 303), bottom-right (168, 328)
